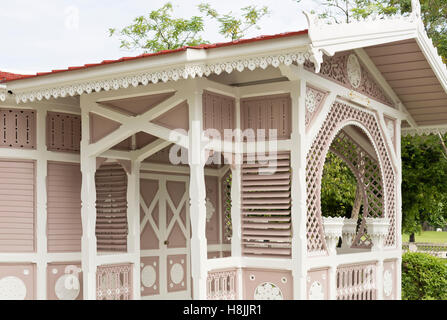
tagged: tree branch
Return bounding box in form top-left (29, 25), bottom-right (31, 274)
top-left (438, 132), bottom-right (447, 161)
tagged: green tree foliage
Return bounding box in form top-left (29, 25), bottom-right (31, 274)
top-left (401, 134), bottom-right (447, 237)
top-left (321, 151), bottom-right (357, 218)
top-left (402, 252), bottom-right (447, 300)
top-left (198, 3), bottom-right (270, 40)
top-left (109, 2), bottom-right (206, 52)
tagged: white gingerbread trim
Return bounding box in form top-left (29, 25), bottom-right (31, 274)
top-left (12, 49), bottom-right (314, 104)
top-left (402, 125), bottom-right (447, 137)
top-left (0, 85), bottom-right (6, 102)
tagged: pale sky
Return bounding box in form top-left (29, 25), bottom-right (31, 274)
top-left (0, 0), bottom-right (320, 75)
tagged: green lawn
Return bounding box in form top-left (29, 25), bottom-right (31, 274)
top-left (403, 231), bottom-right (447, 243)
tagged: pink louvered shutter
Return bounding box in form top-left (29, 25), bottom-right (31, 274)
top-left (241, 152), bottom-right (292, 257)
top-left (95, 164), bottom-right (128, 252)
top-left (47, 162), bottom-right (82, 252)
top-left (0, 160), bottom-right (35, 252)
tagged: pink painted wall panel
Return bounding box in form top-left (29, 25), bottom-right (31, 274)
top-left (46, 112), bottom-right (81, 153)
top-left (152, 101), bottom-right (189, 131)
top-left (0, 263), bottom-right (35, 300)
top-left (242, 268), bottom-right (293, 300)
top-left (202, 90), bottom-right (235, 140)
top-left (0, 160), bottom-right (35, 252)
top-left (47, 162), bottom-right (82, 252)
top-left (307, 268), bottom-right (329, 300)
top-left (47, 262), bottom-right (83, 300)
top-left (140, 179), bottom-right (160, 250)
top-left (241, 94), bottom-right (291, 140)
top-left (89, 113), bottom-right (121, 144)
top-left (0, 108), bottom-right (36, 149)
top-left (166, 180), bottom-right (187, 249)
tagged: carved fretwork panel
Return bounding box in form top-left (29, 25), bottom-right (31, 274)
top-left (304, 52), bottom-right (394, 107)
top-left (306, 101), bottom-right (396, 255)
top-left (305, 86), bottom-right (328, 130)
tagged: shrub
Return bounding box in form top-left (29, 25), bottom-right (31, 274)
top-left (402, 252), bottom-right (447, 300)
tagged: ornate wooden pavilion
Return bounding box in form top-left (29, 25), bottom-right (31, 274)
top-left (0, 0), bottom-right (444, 300)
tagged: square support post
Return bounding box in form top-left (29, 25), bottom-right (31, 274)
top-left (290, 77), bottom-right (308, 300)
top-left (188, 81), bottom-right (208, 300)
top-left (127, 160), bottom-right (141, 300)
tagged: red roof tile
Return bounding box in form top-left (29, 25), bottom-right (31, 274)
top-left (3, 30), bottom-right (308, 83)
top-left (0, 71), bottom-right (28, 82)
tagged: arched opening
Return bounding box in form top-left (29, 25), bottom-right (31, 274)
top-left (320, 124), bottom-right (385, 253)
top-left (306, 101), bottom-right (396, 255)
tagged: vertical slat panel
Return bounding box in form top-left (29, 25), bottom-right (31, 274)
top-left (47, 162), bottom-right (82, 252)
top-left (241, 94), bottom-right (292, 140)
top-left (0, 160), bottom-right (35, 252)
top-left (202, 91), bottom-right (235, 139)
top-left (336, 262), bottom-right (377, 300)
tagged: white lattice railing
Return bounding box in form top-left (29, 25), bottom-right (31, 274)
top-left (96, 263), bottom-right (132, 300)
top-left (336, 262), bottom-right (377, 300)
top-left (207, 268), bottom-right (238, 300)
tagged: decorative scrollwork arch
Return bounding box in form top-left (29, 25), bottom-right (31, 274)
top-left (306, 101), bottom-right (396, 255)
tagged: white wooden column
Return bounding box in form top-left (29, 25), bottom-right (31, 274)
top-left (188, 81), bottom-right (208, 300)
top-left (290, 78), bottom-right (308, 300)
top-left (127, 160), bottom-right (141, 300)
top-left (80, 101), bottom-right (98, 300)
top-left (35, 108), bottom-right (48, 300)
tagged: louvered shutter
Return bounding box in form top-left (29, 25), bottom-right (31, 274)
top-left (241, 153), bottom-right (292, 257)
top-left (95, 163), bottom-right (128, 252)
top-left (0, 160), bottom-right (35, 252)
top-left (47, 162), bottom-right (82, 252)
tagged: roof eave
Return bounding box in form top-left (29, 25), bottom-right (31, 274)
top-left (6, 32), bottom-right (310, 95)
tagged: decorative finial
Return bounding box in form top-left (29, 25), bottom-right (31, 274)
top-left (411, 0), bottom-right (421, 19)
